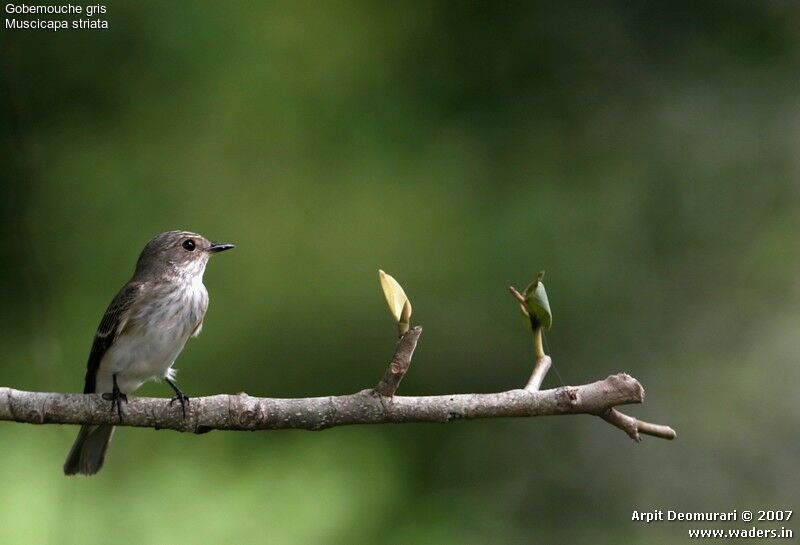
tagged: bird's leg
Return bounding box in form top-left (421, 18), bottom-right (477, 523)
top-left (166, 378), bottom-right (190, 419)
top-left (101, 373), bottom-right (128, 422)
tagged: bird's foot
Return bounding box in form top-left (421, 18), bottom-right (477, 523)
top-left (166, 378), bottom-right (190, 419)
top-left (169, 392), bottom-right (190, 419)
top-left (102, 374), bottom-right (128, 422)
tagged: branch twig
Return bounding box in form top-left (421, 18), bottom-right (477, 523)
top-left (525, 355), bottom-right (552, 392)
top-left (374, 326), bottom-right (422, 397)
top-left (600, 407), bottom-right (676, 441)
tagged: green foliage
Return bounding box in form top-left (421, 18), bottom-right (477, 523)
top-left (523, 271), bottom-right (552, 330)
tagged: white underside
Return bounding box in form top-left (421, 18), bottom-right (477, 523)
top-left (95, 329), bottom-right (189, 393)
top-left (95, 275), bottom-right (208, 394)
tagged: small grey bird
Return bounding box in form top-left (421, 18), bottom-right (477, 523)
top-left (64, 230), bottom-right (234, 475)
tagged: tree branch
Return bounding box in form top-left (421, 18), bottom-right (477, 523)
top-left (0, 373), bottom-right (646, 431)
top-left (0, 320), bottom-right (676, 441)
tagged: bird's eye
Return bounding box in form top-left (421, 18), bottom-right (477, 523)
top-left (182, 239), bottom-right (196, 251)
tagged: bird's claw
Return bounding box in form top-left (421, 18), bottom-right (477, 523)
top-left (102, 380), bottom-right (127, 423)
top-left (169, 392), bottom-right (190, 419)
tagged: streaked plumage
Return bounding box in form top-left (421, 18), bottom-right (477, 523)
top-left (64, 230), bottom-right (233, 475)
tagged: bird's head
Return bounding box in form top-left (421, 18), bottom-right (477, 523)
top-left (134, 230), bottom-right (234, 280)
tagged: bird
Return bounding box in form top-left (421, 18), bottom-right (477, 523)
top-left (63, 230), bottom-right (234, 475)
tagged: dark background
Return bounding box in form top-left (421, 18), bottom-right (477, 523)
top-left (2, 2), bottom-right (798, 543)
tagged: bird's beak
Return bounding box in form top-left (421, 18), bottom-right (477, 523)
top-left (208, 242), bottom-right (235, 254)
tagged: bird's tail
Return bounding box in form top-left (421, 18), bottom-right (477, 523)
top-left (63, 424), bottom-right (115, 476)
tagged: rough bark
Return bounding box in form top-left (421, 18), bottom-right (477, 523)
top-left (0, 326), bottom-right (676, 440)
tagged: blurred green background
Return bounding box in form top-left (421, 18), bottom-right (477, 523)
top-left (2, 1), bottom-right (799, 543)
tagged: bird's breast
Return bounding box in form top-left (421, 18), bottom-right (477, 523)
top-left (97, 278), bottom-right (209, 393)
top-left (134, 277), bottom-right (209, 336)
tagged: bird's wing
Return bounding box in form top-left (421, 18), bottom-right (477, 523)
top-left (83, 281), bottom-right (144, 393)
